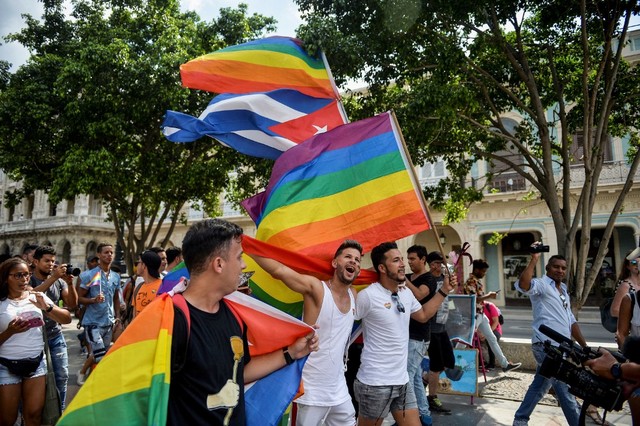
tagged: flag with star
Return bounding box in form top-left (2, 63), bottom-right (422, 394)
top-left (162, 89), bottom-right (346, 160)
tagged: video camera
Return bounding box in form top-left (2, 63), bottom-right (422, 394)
top-left (538, 324), bottom-right (626, 412)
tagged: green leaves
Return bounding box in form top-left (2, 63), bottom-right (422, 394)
top-left (0, 0), bottom-right (276, 268)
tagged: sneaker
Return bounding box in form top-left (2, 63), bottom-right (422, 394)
top-left (420, 414), bottom-right (433, 426)
top-left (503, 362), bottom-right (522, 372)
top-left (428, 396), bottom-right (451, 414)
top-left (77, 369), bottom-right (87, 386)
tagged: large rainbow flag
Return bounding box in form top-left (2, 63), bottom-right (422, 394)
top-left (240, 112), bottom-right (432, 317)
top-left (59, 292), bottom-right (314, 426)
top-left (180, 36), bottom-right (339, 100)
top-left (242, 112), bottom-right (431, 261)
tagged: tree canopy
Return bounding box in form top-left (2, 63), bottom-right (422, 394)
top-left (296, 0), bottom-right (640, 308)
top-left (0, 0), bottom-right (275, 271)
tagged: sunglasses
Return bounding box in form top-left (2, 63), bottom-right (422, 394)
top-left (9, 272), bottom-right (31, 280)
top-left (631, 260), bottom-right (638, 265)
top-left (391, 292), bottom-right (405, 313)
top-left (559, 293), bottom-right (568, 310)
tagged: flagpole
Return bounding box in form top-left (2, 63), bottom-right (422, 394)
top-left (389, 110), bottom-right (450, 273)
top-left (320, 51), bottom-right (350, 124)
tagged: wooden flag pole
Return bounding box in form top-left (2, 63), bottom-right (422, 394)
top-left (389, 110), bottom-right (451, 276)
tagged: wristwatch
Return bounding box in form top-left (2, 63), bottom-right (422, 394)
top-left (610, 362), bottom-right (623, 380)
top-left (282, 347), bottom-right (295, 365)
top-left (45, 304), bottom-right (54, 313)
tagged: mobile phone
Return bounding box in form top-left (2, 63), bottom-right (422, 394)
top-left (18, 311), bottom-right (45, 329)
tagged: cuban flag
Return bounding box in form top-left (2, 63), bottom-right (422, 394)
top-left (162, 89), bottom-right (346, 160)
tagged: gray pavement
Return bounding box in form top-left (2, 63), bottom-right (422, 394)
top-left (61, 311), bottom-right (634, 425)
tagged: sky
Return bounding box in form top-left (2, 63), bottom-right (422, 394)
top-left (0, 0), bottom-right (304, 71)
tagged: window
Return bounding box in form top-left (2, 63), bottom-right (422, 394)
top-left (570, 130), bottom-right (612, 165)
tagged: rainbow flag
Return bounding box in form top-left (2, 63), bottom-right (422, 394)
top-left (162, 89), bottom-right (345, 160)
top-left (242, 112), bottom-right (432, 261)
top-left (157, 261), bottom-right (187, 295)
top-left (59, 292), bottom-right (313, 426)
top-left (180, 36), bottom-right (339, 99)
top-left (88, 270), bottom-right (101, 287)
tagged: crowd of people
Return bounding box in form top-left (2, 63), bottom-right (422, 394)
top-left (1, 223), bottom-right (639, 425)
top-left (0, 242), bottom-right (183, 425)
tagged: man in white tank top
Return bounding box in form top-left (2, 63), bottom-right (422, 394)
top-left (249, 240), bottom-right (363, 426)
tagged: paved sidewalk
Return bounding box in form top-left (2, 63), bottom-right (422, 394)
top-left (61, 318), bottom-right (633, 425)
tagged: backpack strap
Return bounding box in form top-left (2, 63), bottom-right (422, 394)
top-left (172, 293), bottom-right (191, 340)
top-left (225, 299), bottom-right (245, 334)
top-left (171, 293), bottom-right (191, 373)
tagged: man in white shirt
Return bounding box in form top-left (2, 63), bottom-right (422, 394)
top-left (354, 242), bottom-right (454, 426)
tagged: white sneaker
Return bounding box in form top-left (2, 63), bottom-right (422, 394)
top-left (77, 369), bottom-right (87, 386)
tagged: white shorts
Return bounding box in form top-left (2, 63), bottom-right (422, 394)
top-left (296, 399), bottom-right (356, 426)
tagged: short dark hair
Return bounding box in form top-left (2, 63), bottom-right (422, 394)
top-left (472, 259), bottom-right (489, 271)
top-left (548, 255), bottom-right (566, 265)
top-left (371, 242), bottom-right (398, 275)
top-left (23, 244), bottom-right (38, 255)
top-left (407, 245), bottom-right (428, 261)
top-left (96, 243), bottom-right (113, 254)
top-left (33, 246), bottom-right (56, 260)
top-left (182, 219), bottom-right (244, 276)
top-left (0, 258), bottom-right (29, 300)
top-left (333, 240), bottom-right (363, 259)
top-left (166, 246), bottom-right (182, 264)
top-left (149, 246), bottom-right (165, 255)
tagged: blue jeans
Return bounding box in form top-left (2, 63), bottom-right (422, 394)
top-left (407, 339), bottom-right (431, 418)
top-left (513, 343), bottom-right (579, 426)
top-left (48, 332), bottom-right (69, 411)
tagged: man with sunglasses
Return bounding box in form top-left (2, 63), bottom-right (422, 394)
top-left (512, 244), bottom-right (589, 426)
top-left (354, 242), bottom-right (454, 426)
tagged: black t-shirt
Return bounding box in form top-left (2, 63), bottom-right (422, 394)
top-left (408, 273), bottom-right (433, 341)
top-left (168, 299), bottom-right (251, 425)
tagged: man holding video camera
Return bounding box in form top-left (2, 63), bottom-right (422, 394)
top-left (512, 243), bottom-right (588, 426)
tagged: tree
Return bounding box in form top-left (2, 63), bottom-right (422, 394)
top-left (295, 0), bottom-right (640, 309)
top-left (0, 0), bottom-right (276, 272)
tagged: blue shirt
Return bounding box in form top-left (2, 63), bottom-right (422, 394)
top-left (80, 266), bottom-right (120, 327)
top-left (515, 274), bottom-right (576, 345)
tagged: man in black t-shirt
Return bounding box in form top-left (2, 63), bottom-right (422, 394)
top-left (405, 245), bottom-right (434, 426)
top-left (167, 219), bottom-right (318, 425)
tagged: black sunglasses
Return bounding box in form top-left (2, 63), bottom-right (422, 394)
top-left (391, 292), bottom-right (405, 313)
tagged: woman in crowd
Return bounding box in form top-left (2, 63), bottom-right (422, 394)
top-left (0, 257), bottom-right (70, 426)
top-left (610, 252), bottom-right (640, 318)
top-left (615, 253), bottom-right (640, 348)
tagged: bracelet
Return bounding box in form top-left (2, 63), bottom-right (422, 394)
top-left (45, 304), bottom-right (54, 313)
top-left (438, 289), bottom-right (448, 298)
top-left (282, 347), bottom-right (295, 365)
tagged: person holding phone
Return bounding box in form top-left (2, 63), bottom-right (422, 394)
top-left (463, 259), bottom-right (521, 372)
top-left (0, 257), bottom-right (71, 426)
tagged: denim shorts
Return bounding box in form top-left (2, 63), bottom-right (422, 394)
top-left (0, 356), bottom-right (47, 385)
top-left (354, 379), bottom-right (417, 420)
top-left (85, 325), bottom-right (113, 363)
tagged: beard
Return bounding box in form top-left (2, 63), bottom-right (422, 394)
top-left (385, 269), bottom-right (405, 283)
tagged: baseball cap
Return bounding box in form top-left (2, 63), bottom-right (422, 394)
top-left (141, 251), bottom-right (162, 279)
top-left (427, 251), bottom-right (444, 264)
top-left (86, 255), bottom-right (99, 263)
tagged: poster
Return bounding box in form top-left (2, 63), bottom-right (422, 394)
top-left (438, 348), bottom-right (479, 396)
top-left (445, 294), bottom-right (476, 346)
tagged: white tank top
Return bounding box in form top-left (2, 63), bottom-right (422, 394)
top-left (296, 281), bottom-right (355, 406)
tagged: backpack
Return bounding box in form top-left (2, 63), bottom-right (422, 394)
top-left (600, 297), bottom-right (618, 333)
top-left (171, 293), bottom-right (244, 372)
top-left (498, 313), bottom-right (504, 325)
